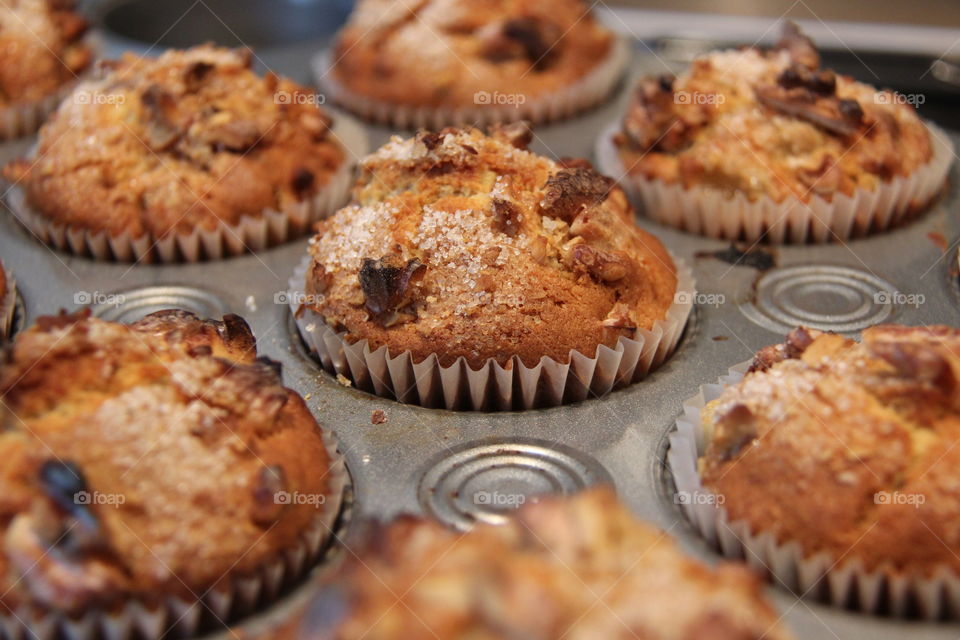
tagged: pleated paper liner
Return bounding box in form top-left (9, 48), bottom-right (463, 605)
top-left (595, 121), bottom-right (954, 244)
top-left (668, 362), bottom-right (960, 620)
top-left (0, 430), bottom-right (350, 640)
top-left (3, 114), bottom-right (368, 263)
top-left (0, 262), bottom-right (16, 340)
top-left (289, 253), bottom-right (695, 411)
top-left (312, 38), bottom-right (630, 129)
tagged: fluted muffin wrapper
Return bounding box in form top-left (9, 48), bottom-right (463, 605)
top-left (3, 115), bottom-right (368, 263)
top-left (289, 253), bottom-right (694, 411)
top-left (668, 363), bottom-right (960, 619)
top-left (0, 89), bottom-right (69, 141)
top-left (595, 121), bottom-right (954, 243)
top-left (312, 37), bottom-right (629, 129)
top-left (0, 430), bottom-right (350, 640)
top-left (0, 262), bottom-right (16, 340)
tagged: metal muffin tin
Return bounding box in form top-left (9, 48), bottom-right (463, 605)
top-left (2, 11), bottom-right (959, 639)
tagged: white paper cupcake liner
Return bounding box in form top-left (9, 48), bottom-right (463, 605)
top-left (596, 121), bottom-right (954, 244)
top-left (668, 362), bottom-right (960, 619)
top-left (0, 89), bottom-right (69, 141)
top-left (289, 253), bottom-right (694, 411)
top-left (313, 38), bottom-right (629, 129)
top-left (3, 115), bottom-right (368, 263)
top-left (0, 429), bottom-right (349, 640)
top-left (0, 262), bottom-right (15, 340)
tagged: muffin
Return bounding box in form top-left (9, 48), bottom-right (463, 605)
top-left (598, 23), bottom-right (953, 243)
top-left (317, 0), bottom-right (628, 128)
top-left (0, 0), bottom-right (92, 138)
top-left (4, 46), bottom-right (362, 263)
top-left (290, 124), bottom-right (693, 410)
top-left (670, 325), bottom-right (960, 618)
top-left (0, 310), bottom-right (345, 638)
top-left (275, 487), bottom-right (793, 640)
top-left (0, 261), bottom-right (15, 340)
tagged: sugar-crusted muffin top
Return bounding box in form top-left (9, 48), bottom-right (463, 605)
top-left (330, 0), bottom-right (616, 108)
top-left (615, 24), bottom-right (934, 203)
top-left (701, 325), bottom-right (960, 575)
top-left (0, 310), bottom-right (332, 613)
top-left (0, 0), bottom-right (91, 106)
top-left (4, 46), bottom-right (346, 239)
top-left (283, 487), bottom-right (793, 640)
top-left (302, 125), bottom-right (677, 368)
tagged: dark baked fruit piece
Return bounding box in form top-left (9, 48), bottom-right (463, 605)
top-left (701, 324), bottom-right (960, 577)
top-left (277, 487), bottom-right (793, 640)
top-left (0, 310), bottom-right (334, 615)
top-left (302, 125), bottom-right (678, 368)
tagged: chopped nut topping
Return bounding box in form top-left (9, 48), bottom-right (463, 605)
top-left (540, 167), bottom-right (614, 222)
top-left (491, 198), bottom-right (522, 237)
top-left (183, 61), bottom-right (215, 92)
top-left (140, 84), bottom-right (180, 150)
top-left (570, 243), bottom-right (629, 282)
top-left (371, 410), bottom-right (388, 425)
top-left (489, 121), bottom-right (533, 149)
top-left (774, 21), bottom-right (820, 69)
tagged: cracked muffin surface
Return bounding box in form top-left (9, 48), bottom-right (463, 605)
top-left (330, 0), bottom-right (617, 109)
top-left (282, 488), bottom-right (793, 640)
top-left (4, 46), bottom-right (346, 240)
top-left (0, 0), bottom-right (91, 107)
top-left (301, 125), bottom-right (677, 368)
top-left (0, 310), bottom-right (333, 614)
top-left (700, 325), bottom-right (960, 575)
top-left (614, 24), bottom-right (934, 203)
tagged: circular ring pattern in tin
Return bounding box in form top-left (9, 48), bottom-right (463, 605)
top-left (740, 265), bottom-right (899, 334)
top-left (87, 285), bottom-right (227, 324)
top-left (419, 439), bottom-right (613, 530)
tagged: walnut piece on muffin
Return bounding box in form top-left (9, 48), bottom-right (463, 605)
top-left (0, 310), bottom-right (334, 615)
top-left (278, 487), bottom-right (793, 640)
top-left (4, 46), bottom-right (346, 243)
top-left (329, 0), bottom-right (618, 115)
top-left (301, 124), bottom-right (678, 368)
top-left (615, 23), bottom-right (934, 203)
top-left (700, 325), bottom-right (960, 577)
top-left (0, 0), bottom-right (91, 107)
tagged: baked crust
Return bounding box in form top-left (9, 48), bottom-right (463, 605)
top-left (282, 488), bottom-right (792, 640)
top-left (701, 325), bottom-right (960, 576)
top-left (330, 0), bottom-right (615, 109)
top-left (0, 0), bottom-right (91, 106)
top-left (4, 46), bottom-right (346, 239)
top-left (0, 310), bottom-right (332, 614)
top-left (302, 125), bottom-right (678, 368)
top-left (615, 24), bottom-right (934, 203)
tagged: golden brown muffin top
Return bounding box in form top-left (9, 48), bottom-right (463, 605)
top-left (4, 46), bottom-right (346, 239)
top-left (281, 487), bottom-right (792, 640)
top-left (701, 325), bottom-right (960, 576)
top-left (0, 0), bottom-right (91, 106)
top-left (330, 0), bottom-right (615, 108)
top-left (0, 310), bottom-right (333, 614)
top-left (302, 125), bottom-right (678, 368)
top-left (615, 24), bottom-right (934, 203)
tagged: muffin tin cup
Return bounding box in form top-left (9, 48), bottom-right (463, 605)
top-left (0, 430), bottom-right (350, 640)
top-left (668, 363), bottom-right (960, 620)
top-left (312, 38), bottom-right (630, 129)
top-left (3, 115), bottom-right (368, 263)
top-left (288, 253), bottom-right (695, 411)
top-left (595, 121), bottom-right (955, 243)
top-left (0, 261), bottom-right (15, 340)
